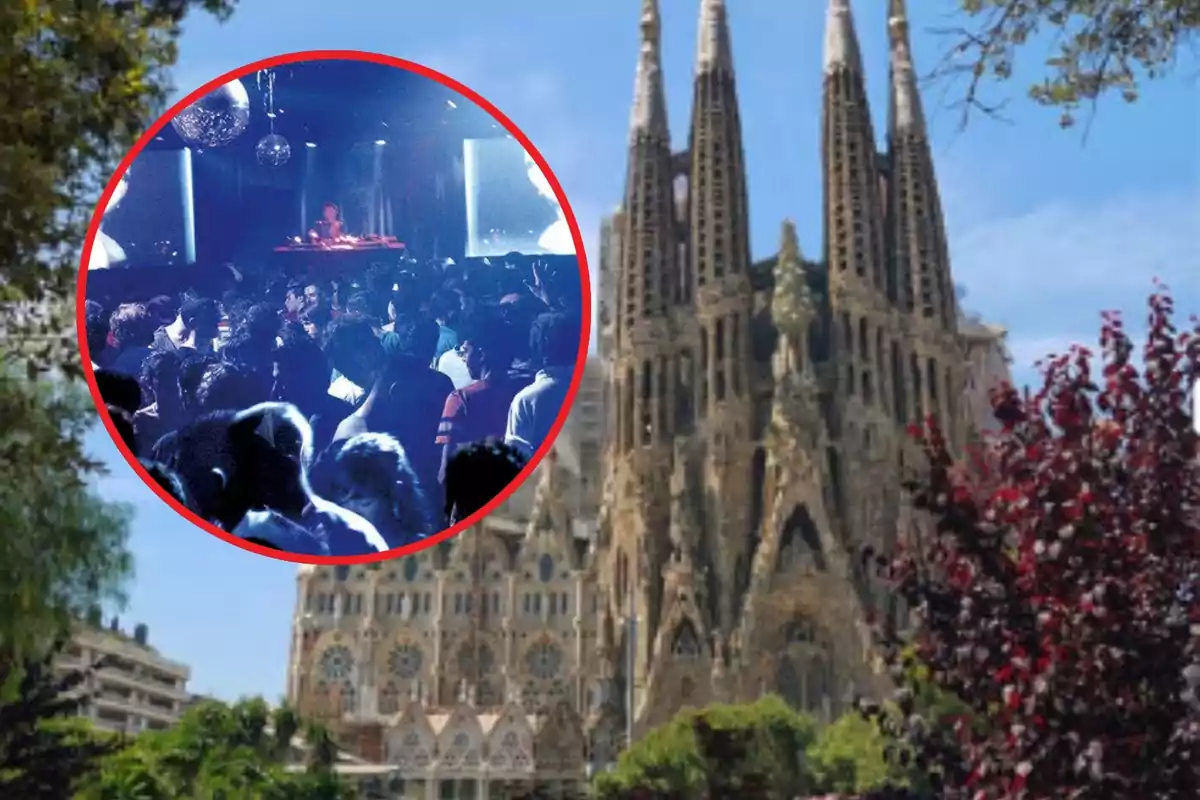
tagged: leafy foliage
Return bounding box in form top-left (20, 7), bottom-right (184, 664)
top-left (868, 289), bottom-right (1200, 797)
top-left (0, 374), bottom-right (133, 668)
top-left (591, 695), bottom-right (818, 799)
top-left (0, 638), bottom-right (125, 797)
top-left (938, 1), bottom-right (1199, 128)
top-left (76, 697), bottom-right (352, 799)
top-left (808, 713), bottom-right (905, 795)
top-left (0, 0), bottom-right (236, 377)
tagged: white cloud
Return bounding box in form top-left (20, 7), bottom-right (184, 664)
top-left (949, 189), bottom-right (1200, 381)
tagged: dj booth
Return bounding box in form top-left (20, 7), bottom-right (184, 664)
top-left (271, 236), bottom-right (409, 279)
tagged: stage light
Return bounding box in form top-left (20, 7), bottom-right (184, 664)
top-left (305, 142), bottom-right (317, 148)
top-left (446, 99), bottom-right (457, 109)
top-left (375, 139), bottom-right (387, 146)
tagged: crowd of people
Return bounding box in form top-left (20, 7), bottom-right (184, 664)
top-left (84, 255), bottom-right (583, 557)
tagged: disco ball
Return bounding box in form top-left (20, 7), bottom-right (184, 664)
top-left (170, 79), bottom-right (251, 149)
top-left (255, 133), bottom-right (292, 167)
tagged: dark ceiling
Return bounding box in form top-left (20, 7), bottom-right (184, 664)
top-left (148, 58), bottom-right (504, 151)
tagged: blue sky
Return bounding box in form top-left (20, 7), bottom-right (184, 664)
top-left (88, 0), bottom-right (1198, 701)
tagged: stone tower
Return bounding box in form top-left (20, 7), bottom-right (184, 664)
top-left (597, 0), bottom-right (978, 736)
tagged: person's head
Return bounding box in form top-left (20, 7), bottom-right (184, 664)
top-left (195, 360), bottom-right (269, 415)
top-left (391, 272), bottom-right (421, 318)
top-left (273, 329), bottom-right (332, 402)
top-left (177, 296), bottom-right (221, 348)
top-left (138, 349), bottom-right (183, 410)
top-left (84, 300), bottom-right (109, 360)
top-left (429, 290), bottom-right (460, 327)
top-left (300, 304), bottom-right (332, 341)
top-left (237, 302), bottom-right (282, 344)
top-left (386, 313), bottom-right (439, 364)
top-left (109, 303), bottom-right (154, 350)
top-left (322, 202), bottom-right (339, 223)
top-left (530, 312), bottom-right (579, 369)
top-left (284, 280), bottom-right (307, 315)
top-left (303, 283), bottom-right (326, 312)
top-left (144, 295), bottom-right (176, 327)
top-left (314, 433), bottom-right (436, 545)
top-left (442, 440), bottom-right (527, 527)
top-left (458, 312), bottom-right (518, 381)
top-left (324, 316), bottom-right (384, 388)
top-left (155, 403), bottom-right (315, 529)
top-left (344, 292), bottom-right (379, 328)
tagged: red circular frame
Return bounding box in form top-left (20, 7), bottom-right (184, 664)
top-left (76, 49), bottom-right (593, 566)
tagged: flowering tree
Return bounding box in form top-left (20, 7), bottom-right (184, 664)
top-left (868, 289), bottom-right (1200, 797)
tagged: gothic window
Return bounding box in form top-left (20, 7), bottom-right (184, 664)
top-left (560, 592), bottom-right (570, 615)
top-left (403, 555), bottom-right (419, 582)
top-left (910, 354), bottom-right (923, 419)
top-left (779, 505), bottom-right (827, 575)
top-left (862, 370), bottom-right (873, 404)
top-left (525, 641), bottom-right (564, 680)
top-left (538, 553), bottom-right (554, 583)
top-left (549, 594), bottom-right (558, 615)
top-left (729, 316), bottom-right (739, 398)
top-left (858, 317), bottom-right (869, 360)
top-left (379, 682), bottom-right (402, 715)
top-left (775, 655), bottom-right (803, 710)
top-left (671, 620), bottom-right (702, 660)
top-left (807, 656), bottom-right (830, 712)
top-left (457, 643), bottom-right (495, 677)
top-left (318, 646), bottom-right (354, 681)
top-left (335, 565), bottom-right (350, 582)
top-left (891, 340), bottom-right (906, 424)
top-left (388, 644), bottom-right (423, 679)
top-left (622, 368), bottom-right (635, 452)
top-left (840, 312), bottom-right (853, 357)
top-left (640, 361), bottom-right (653, 444)
top-left (533, 593), bottom-right (543, 614)
top-left (339, 681), bottom-right (357, 716)
top-left (521, 682), bottom-right (539, 713)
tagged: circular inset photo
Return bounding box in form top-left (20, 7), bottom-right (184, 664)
top-left (78, 51), bottom-right (590, 564)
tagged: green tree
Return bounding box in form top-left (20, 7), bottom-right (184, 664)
top-left (0, 0), bottom-right (237, 377)
top-left (0, 375), bottom-right (133, 669)
top-left (0, 638), bottom-right (125, 797)
top-left (77, 697), bottom-right (353, 799)
top-left (808, 713), bottom-right (900, 795)
top-left (941, 0), bottom-right (1199, 127)
top-left (592, 695), bottom-right (818, 800)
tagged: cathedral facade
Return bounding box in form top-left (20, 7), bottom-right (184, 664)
top-left (286, 2), bottom-right (1012, 797)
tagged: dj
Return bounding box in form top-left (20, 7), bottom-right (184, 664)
top-left (309, 201), bottom-right (345, 240)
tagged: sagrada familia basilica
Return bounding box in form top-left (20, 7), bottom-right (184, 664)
top-left (285, 1), bottom-right (1013, 797)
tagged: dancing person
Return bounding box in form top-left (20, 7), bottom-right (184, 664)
top-left (310, 201), bottom-right (345, 240)
top-left (312, 433), bottom-right (437, 550)
top-left (108, 303), bottom-right (157, 378)
top-left (505, 312), bottom-right (580, 459)
top-left (153, 296), bottom-right (220, 354)
top-left (134, 349), bottom-right (185, 453)
top-left (436, 312), bottom-right (521, 483)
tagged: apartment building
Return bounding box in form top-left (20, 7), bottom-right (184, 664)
top-left (57, 619), bottom-right (191, 735)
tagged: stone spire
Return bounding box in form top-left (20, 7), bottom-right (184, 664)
top-left (695, 0), bottom-right (733, 74)
top-left (886, 0), bottom-right (955, 330)
top-left (630, 0), bottom-right (668, 141)
top-left (887, 0), bottom-right (924, 136)
top-left (823, 0), bottom-right (889, 402)
top-left (823, 0), bottom-right (863, 74)
top-left (687, 0), bottom-right (754, 640)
